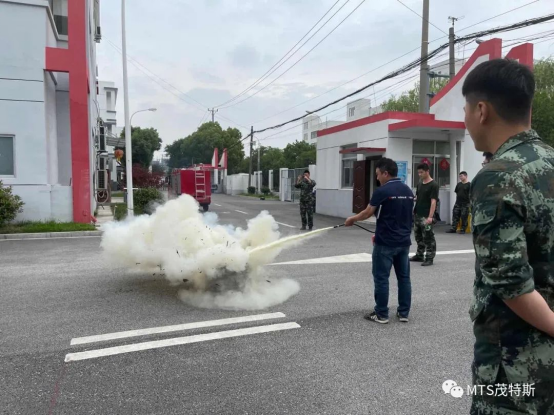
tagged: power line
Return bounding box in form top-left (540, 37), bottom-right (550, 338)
top-left (106, 39), bottom-right (248, 132)
top-left (395, 0), bottom-right (448, 35)
top-left (217, 0), bottom-right (367, 110)
top-left (252, 1), bottom-right (545, 125)
top-left (214, 0), bottom-right (346, 108)
top-left (251, 13), bottom-right (554, 135)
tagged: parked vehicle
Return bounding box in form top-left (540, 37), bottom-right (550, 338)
top-left (169, 167), bottom-right (212, 211)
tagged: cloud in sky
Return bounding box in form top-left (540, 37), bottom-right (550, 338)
top-left (96, 0), bottom-right (554, 155)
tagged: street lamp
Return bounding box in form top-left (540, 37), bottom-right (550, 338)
top-left (121, 0), bottom-right (134, 216)
top-left (130, 108), bottom-right (157, 125)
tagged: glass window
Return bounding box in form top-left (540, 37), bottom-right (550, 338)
top-left (342, 159), bottom-right (354, 188)
top-left (303, 133), bottom-right (308, 141)
top-left (413, 140), bottom-right (434, 154)
top-left (303, 121), bottom-right (308, 130)
top-left (341, 144), bottom-right (357, 188)
top-left (436, 157), bottom-right (451, 188)
top-left (435, 141), bottom-right (450, 155)
top-left (310, 131), bottom-right (317, 139)
top-left (0, 136), bottom-right (15, 176)
top-left (349, 107), bottom-right (355, 117)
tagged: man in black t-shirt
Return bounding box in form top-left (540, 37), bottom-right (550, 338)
top-left (411, 163), bottom-right (439, 266)
top-left (447, 171), bottom-right (470, 234)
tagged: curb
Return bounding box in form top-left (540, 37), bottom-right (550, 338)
top-left (0, 230), bottom-right (103, 240)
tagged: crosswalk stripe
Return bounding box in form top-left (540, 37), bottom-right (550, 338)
top-left (65, 322), bottom-right (301, 362)
top-left (271, 249), bottom-right (475, 265)
top-left (70, 312), bottom-right (286, 346)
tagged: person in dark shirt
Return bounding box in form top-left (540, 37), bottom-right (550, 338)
top-left (294, 170), bottom-right (316, 230)
top-left (411, 163), bottom-right (440, 266)
top-left (446, 171), bottom-right (470, 234)
top-left (345, 158), bottom-right (414, 324)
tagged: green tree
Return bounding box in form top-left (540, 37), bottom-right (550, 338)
top-left (117, 127), bottom-right (162, 169)
top-left (165, 122), bottom-right (245, 174)
top-left (381, 78), bottom-right (449, 112)
top-left (532, 58), bottom-right (554, 147)
top-left (238, 146), bottom-right (285, 173)
top-left (283, 140), bottom-right (316, 168)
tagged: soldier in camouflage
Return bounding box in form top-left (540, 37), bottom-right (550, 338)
top-left (463, 59), bottom-right (554, 414)
top-left (294, 170), bottom-right (316, 230)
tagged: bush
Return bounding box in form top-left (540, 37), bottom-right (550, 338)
top-left (261, 186), bottom-right (271, 195)
top-left (247, 186), bottom-right (256, 194)
top-left (132, 164), bottom-right (164, 189)
top-left (113, 204), bottom-right (128, 221)
top-left (134, 187), bottom-right (164, 214)
top-left (0, 180), bottom-right (24, 226)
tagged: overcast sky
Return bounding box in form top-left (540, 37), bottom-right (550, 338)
top-left (96, 0), bottom-right (554, 158)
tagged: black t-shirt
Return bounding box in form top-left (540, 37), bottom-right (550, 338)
top-left (454, 182), bottom-right (470, 205)
top-left (414, 180), bottom-right (439, 218)
top-left (370, 178), bottom-right (414, 247)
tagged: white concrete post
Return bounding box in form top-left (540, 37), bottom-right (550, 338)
top-left (269, 170), bottom-right (274, 192)
top-left (449, 134), bottom-right (458, 225)
top-left (279, 168), bottom-right (288, 201)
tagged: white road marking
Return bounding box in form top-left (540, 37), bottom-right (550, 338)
top-left (235, 210), bottom-right (248, 214)
top-left (70, 312), bottom-right (287, 346)
top-left (276, 222), bottom-right (295, 228)
top-left (0, 236), bottom-right (102, 242)
top-left (65, 322), bottom-right (301, 362)
top-left (214, 204), bottom-right (222, 207)
top-left (271, 249), bottom-right (475, 265)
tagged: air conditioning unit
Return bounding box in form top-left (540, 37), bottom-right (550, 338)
top-left (99, 126), bottom-right (106, 151)
top-left (95, 26), bottom-right (102, 42)
top-left (97, 170), bottom-right (108, 190)
top-left (98, 156), bottom-right (108, 171)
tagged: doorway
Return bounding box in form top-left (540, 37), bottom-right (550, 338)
top-left (352, 155), bottom-right (382, 214)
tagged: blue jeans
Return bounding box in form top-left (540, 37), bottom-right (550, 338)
top-left (372, 244), bottom-right (411, 319)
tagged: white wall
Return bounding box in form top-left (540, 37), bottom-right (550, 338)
top-left (225, 173), bottom-right (249, 196)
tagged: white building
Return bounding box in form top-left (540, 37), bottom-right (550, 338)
top-left (315, 38), bottom-right (534, 222)
top-left (0, 0), bottom-right (104, 223)
top-left (429, 58), bottom-right (466, 77)
top-left (302, 114), bottom-right (343, 145)
top-left (346, 98), bottom-right (382, 121)
top-left (97, 81), bottom-right (122, 189)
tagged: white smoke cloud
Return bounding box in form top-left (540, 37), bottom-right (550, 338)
top-left (100, 195), bottom-right (313, 310)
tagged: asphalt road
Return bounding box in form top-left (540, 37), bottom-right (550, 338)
top-left (1, 194), bottom-right (477, 414)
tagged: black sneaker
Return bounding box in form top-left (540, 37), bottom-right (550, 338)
top-left (397, 312), bottom-right (409, 323)
top-left (301, 226), bottom-right (306, 230)
top-left (410, 256), bottom-right (424, 262)
top-left (309, 227), bottom-right (313, 230)
top-left (421, 260), bottom-right (433, 266)
top-left (457, 230), bottom-right (465, 234)
top-left (364, 311), bottom-right (389, 324)
top-left (446, 229), bottom-right (457, 233)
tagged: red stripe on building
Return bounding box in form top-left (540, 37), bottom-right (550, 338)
top-left (388, 119), bottom-right (466, 132)
top-left (45, 0), bottom-right (91, 223)
top-left (317, 111), bottom-right (435, 137)
top-left (505, 43), bottom-right (534, 68)
top-left (430, 38), bottom-right (503, 108)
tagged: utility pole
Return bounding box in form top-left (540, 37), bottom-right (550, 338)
top-left (448, 16), bottom-right (459, 80)
top-left (418, 0), bottom-right (430, 113)
top-left (257, 138), bottom-right (261, 191)
top-left (209, 108), bottom-right (218, 122)
top-left (248, 126), bottom-right (253, 188)
top-left (121, 0), bottom-right (134, 217)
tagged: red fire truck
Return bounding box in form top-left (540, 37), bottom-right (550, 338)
top-left (169, 166), bottom-right (212, 211)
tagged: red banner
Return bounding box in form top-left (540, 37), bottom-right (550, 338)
top-left (439, 158), bottom-right (450, 171)
top-left (421, 157), bottom-right (431, 166)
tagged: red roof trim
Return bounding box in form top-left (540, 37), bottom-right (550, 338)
top-left (317, 111), bottom-right (435, 137)
top-left (505, 43), bottom-right (534, 69)
top-left (339, 147), bottom-right (386, 154)
top-left (388, 119), bottom-right (466, 132)
top-left (430, 38), bottom-right (502, 108)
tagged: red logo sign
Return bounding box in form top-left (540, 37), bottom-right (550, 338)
top-left (421, 158), bottom-right (431, 166)
top-left (439, 158), bottom-right (450, 171)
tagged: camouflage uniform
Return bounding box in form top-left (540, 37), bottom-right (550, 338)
top-left (452, 203), bottom-right (470, 232)
top-left (470, 130), bottom-right (554, 414)
top-left (414, 216), bottom-right (436, 260)
top-left (295, 178), bottom-right (316, 228)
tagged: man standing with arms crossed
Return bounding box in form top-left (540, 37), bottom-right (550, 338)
top-left (345, 158), bottom-right (414, 324)
top-left (463, 59), bottom-right (554, 414)
top-left (411, 163), bottom-right (439, 266)
top-left (446, 171), bottom-right (470, 234)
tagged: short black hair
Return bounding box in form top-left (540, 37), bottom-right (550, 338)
top-left (462, 59), bottom-right (534, 124)
top-left (304, 170), bottom-right (310, 174)
top-left (375, 158), bottom-right (398, 177)
top-left (483, 152), bottom-right (493, 159)
top-left (460, 171), bottom-right (468, 176)
top-left (417, 163), bottom-right (430, 172)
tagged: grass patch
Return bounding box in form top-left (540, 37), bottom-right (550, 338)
top-left (111, 203), bottom-right (145, 221)
top-left (0, 221), bottom-right (96, 234)
top-left (240, 193), bottom-right (279, 200)
top-left (111, 191), bottom-right (124, 198)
